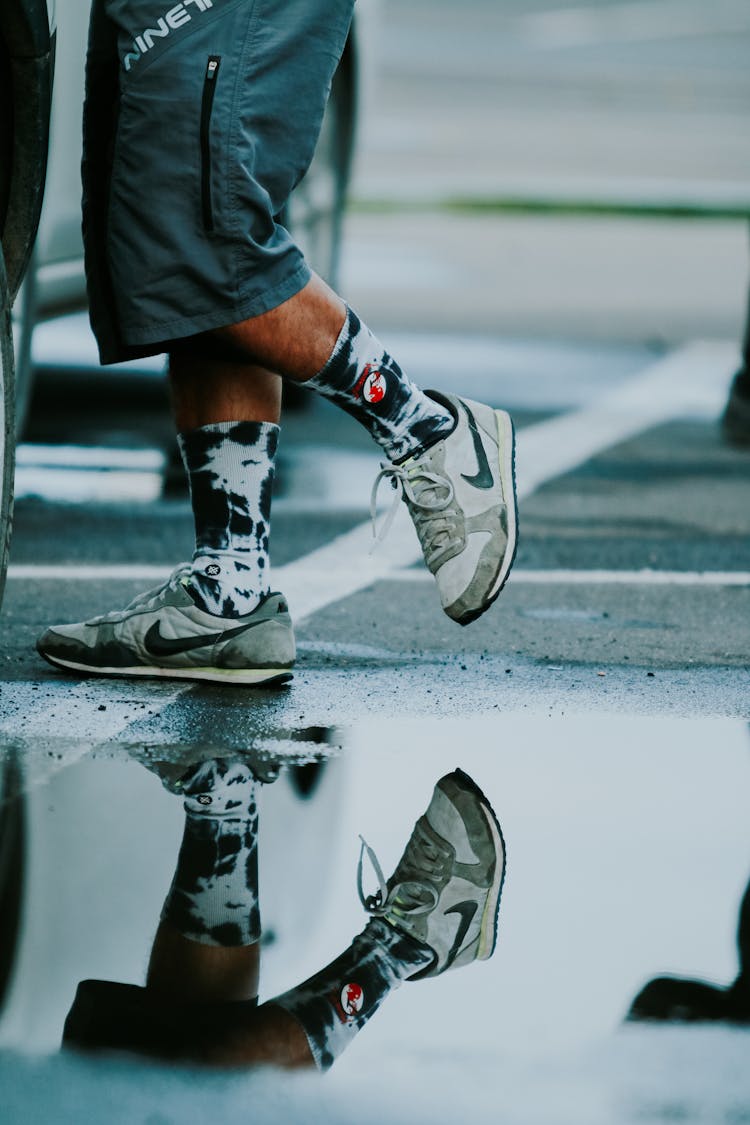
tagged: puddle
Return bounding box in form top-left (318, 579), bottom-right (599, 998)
top-left (0, 716), bottom-right (748, 1121)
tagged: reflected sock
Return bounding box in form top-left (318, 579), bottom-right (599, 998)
top-left (161, 759), bottom-right (260, 946)
top-left (271, 918), bottom-right (432, 1071)
top-left (305, 306), bottom-right (454, 462)
top-left (178, 420), bottom-right (278, 618)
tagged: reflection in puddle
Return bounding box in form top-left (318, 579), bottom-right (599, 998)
top-left (0, 717), bottom-right (749, 1120)
top-left (628, 870), bottom-right (750, 1025)
top-left (58, 760), bottom-right (504, 1073)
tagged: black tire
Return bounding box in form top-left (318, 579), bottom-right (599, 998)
top-left (0, 1), bottom-right (54, 300)
top-left (0, 245), bottom-right (14, 612)
top-left (0, 757), bottom-right (24, 1017)
top-left (10, 264), bottom-right (36, 440)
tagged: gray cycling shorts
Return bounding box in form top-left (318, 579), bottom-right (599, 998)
top-left (83, 0), bottom-right (354, 363)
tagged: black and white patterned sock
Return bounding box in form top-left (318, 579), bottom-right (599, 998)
top-left (178, 420), bottom-right (278, 618)
top-left (305, 307), bottom-right (455, 462)
top-left (160, 759), bottom-right (261, 946)
top-left (271, 918), bottom-right (432, 1071)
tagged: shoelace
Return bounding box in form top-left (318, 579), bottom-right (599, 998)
top-left (369, 462), bottom-right (461, 563)
top-left (357, 830), bottom-right (441, 918)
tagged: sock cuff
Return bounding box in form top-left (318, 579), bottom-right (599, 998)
top-left (308, 305), bottom-right (362, 385)
top-left (178, 419), bottom-right (280, 443)
top-left (179, 758), bottom-right (259, 817)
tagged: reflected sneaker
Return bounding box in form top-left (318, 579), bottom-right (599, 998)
top-left (358, 768), bottom-right (506, 979)
top-left (372, 391), bottom-right (517, 625)
top-left (37, 567), bottom-right (295, 686)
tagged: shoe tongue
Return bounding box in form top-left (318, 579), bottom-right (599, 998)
top-left (175, 578), bottom-right (201, 607)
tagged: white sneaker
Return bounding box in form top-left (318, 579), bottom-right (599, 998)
top-left (372, 391), bottom-right (517, 624)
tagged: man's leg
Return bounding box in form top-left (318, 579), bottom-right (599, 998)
top-left (63, 752), bottom-right (313, 1066)
top-left (165, 284), bottom-right (341, 624)
top-left (213, 276), bottom-right (456, 463)
top-left (169, 271), bottom-right (517, 628)
top-left (38, 0), bottom-right (515, 685)
top-left (37, 0), bottom-right (351, 682)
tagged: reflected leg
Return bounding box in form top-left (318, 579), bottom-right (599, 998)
top-left (64, 769), bottom-right (505, 1071)
top-left (147, 758), bottom-right (264, 1003)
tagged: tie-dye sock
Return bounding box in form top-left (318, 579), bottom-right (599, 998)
top-left (160, 759), bottom-right (261, 946)
top-left (178, 420), bottom-right (278, 617)
top-left (271, 918), bottom-right (432, 1070)
top-left (305, 307), bottom-right (455, 462)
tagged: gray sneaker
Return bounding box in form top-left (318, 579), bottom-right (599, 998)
top-left (37, 567), bottom-right (295, 686)
top-left (372, 391), bottom-right (517, 625)
top-left (358, 769), bottom-right (506, 979)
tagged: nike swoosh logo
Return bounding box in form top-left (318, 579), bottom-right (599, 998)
top-left (459, 404), bottom-right (495, 490)
top-left (444, 900), bottom-right (478, 967)
top-left (143, 619), bottom-right (263, 657)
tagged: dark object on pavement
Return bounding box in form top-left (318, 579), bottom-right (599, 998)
top-left (722, 277), bottom-right (750, 447)
top-left (627, 873), bottom-right (750, 1025)
top-left (721, 370), bottom-right (750, 448)
top-left (627, 975), bottom-right (750, 1025)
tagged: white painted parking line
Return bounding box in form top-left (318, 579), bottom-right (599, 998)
top-left (15, 445), bottom-right (165, 470)
top-left (516, 340), bottom-right (734, 498)
top-left (518, 0), bottom-right (750, 50)
top-left (386, 568), bottom-right (750, 588)
top-left (7, 565), bottom-right (173, 581)
top-left (14, 468), bottom-right (164, 504)
top-left (15, 444), bottom-right (167, 504)
top-left (0, 680), bottom-right (187, 776)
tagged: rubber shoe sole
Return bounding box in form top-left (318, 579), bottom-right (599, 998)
top-left (37, 580), bottom-right (295, 687)
top-left (450, 409), bottom-right (518, 627)
top-left (35, 653), bottom-right (293, 687)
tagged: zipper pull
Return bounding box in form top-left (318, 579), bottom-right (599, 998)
top-left (206, 56), bottom-right (220, 81)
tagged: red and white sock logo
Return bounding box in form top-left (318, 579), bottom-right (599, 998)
top-left (340, 981), bottom-right (365, 1017)
top-left (352, 363), bottom-right (387, 404)
top-left (363, 368), bottom-right (386, 403)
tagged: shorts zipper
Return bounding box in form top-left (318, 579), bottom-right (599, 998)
top-left (200, 55), bottom-right (221, 232)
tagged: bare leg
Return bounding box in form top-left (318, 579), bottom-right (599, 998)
top-left (213, 274), bottom-right (346, 384)
top-left (145, 922), bottom-right (314, 1068)
top-left (169, 359), bottom-right (283, 431)
top-left (168, 274), bottom-right (344, 431)
top-left (146, 921), bottom-right (260, 1004)
top-left (202, 1004), bottom-right (315, 1069)
top-left (170, 270), bottom-right (452, 461)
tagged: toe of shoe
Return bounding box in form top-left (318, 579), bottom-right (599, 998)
top-left (37, 626), bottom-right (65, 656)
top-left (441, 548), bottom-right (507, 625)
top-left (37, 624), bottom-right (89, 662)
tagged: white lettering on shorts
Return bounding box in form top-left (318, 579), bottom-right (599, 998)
top-left (122, 0), bottom-right (213, 72)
